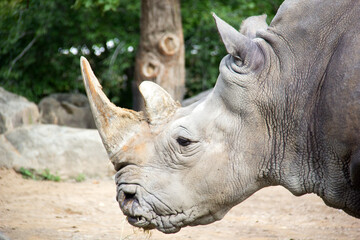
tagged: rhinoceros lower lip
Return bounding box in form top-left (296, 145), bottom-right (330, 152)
top-left (120, 201), bottom-right (156, 229)
top-left (126, 215), bottom-right (155, 229)
top-left (117, 195), bottom-right (183, 233)
top-left (117, 189), bottom-right (155, 229)
top-left (116, 185), bottom-right (184, 233)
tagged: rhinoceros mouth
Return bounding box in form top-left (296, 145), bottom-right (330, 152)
top-left (116, 184), bottom-right (188, 233)
top-left (117, 189), bottom-right (156, 230)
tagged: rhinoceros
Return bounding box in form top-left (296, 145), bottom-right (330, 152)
top-left (80, 0), bottom-right (360, 234)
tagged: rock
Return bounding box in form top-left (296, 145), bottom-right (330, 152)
top-left (0, 87), bottom-right (40, 134)
top-left (0, 124), bottom-right (113, 179)
top-left (0, 232), bottom-right (10, 240)
top-left (38, 93), bottom-right (96, 129)
top-left (0, 134), bottom-right (26, 169)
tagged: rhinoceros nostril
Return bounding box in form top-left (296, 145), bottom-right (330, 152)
top-left (121, 190), bottom-right (138, 208)
top-left (124, 192), bottom-right (136, 201)
top-left (119, 190), bottom-right (140, 217)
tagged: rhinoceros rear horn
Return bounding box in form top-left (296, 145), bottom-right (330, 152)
top-left (139, 81), bottom-right (180, 124)
top-left (212, 13), bottom-right (264, 70)
top-left (80, 57), bottom-right (144, 158)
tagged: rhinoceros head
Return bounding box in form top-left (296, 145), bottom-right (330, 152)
top-left (80, 14), bottom-right (274, 233)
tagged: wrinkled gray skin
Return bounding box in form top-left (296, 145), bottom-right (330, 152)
top-left (240, 14), bottom-right (268, 39)
top-left (81, 0), bottom-right (360, 234)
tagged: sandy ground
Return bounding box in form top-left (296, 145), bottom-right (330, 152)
top-left (0, 168), bottom-right (359, 240)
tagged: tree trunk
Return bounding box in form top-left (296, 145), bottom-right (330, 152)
top-left (133, 0), bottom-right (185, 110)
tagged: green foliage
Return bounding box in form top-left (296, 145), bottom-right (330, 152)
top-left (74, 0), bottom-right (120, 12)
top-left (0, 0), bottom-right (139, 107)
top-left (19, 167), bottom-right (61, 182)
top-left (19, 167), bottom-right (37, 180)
top-left (0, 0), bottom-right (283, 107)
top-left (75, 173), bottom-right (86, 182)
top-left (40, 169), bottom-right (61, 182)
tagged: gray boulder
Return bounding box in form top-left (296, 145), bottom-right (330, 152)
top-left (38, 93), bottom-right (96, 129)
top-left (0, 87), bottom-right (40, 134)
top-left (0, 124), bottom-right (112, 179)
top-left (0, 232), bottom-right (10, 240)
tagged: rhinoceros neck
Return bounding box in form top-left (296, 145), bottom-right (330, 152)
top-left (258, 104), bottom-right (342, 198)
top-left (257, 101), bottom-right (324, 195)
top-left (256, 0), bottom-right (360, 216)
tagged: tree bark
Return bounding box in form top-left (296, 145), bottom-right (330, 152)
top-left (133, 0), bottom-right (185, 110)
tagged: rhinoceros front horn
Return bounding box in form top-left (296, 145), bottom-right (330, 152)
top-left (80, 57), bottom-right (145, 158)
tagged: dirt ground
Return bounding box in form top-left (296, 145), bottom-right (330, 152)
top-left (0, 168), bottom-right (359, 240)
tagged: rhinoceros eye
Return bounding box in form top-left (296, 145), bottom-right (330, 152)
top-left (176, 136), bottom-right (192, 147)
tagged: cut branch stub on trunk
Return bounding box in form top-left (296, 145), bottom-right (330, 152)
top-left (158, 33), bottom-right (180, 56)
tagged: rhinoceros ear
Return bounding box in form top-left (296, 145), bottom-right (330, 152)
top-left (212, 13), bottom-right (264, 70)
top-left (139, 81), bottom-right (180, 124)
top-left (80, 56), bottom-right (145, 158)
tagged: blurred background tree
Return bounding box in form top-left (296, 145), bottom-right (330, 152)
top-left (133, 0), bottom-right (185, 110)
top-left (0, 0), bottom-right (283, 108)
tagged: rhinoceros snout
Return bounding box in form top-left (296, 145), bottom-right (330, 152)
top-left (118, 190), bottom-right (137, 216)
top-left (117, 185), bottom-right (138, 214)
top-left (116, 184), bottom-right (157, 230)
top-left (117, 189), bottom-right (155, 229)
